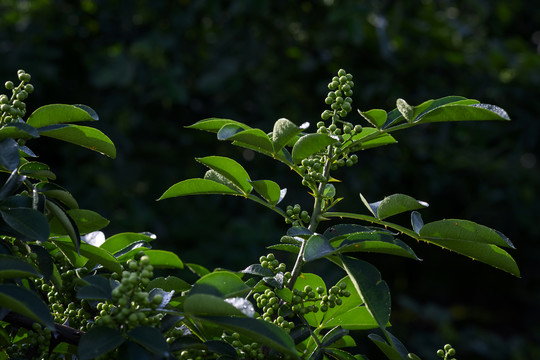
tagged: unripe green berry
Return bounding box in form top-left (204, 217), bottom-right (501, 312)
top-left (24, 84), bottom-right (34, 93)
top-left (444, 344), bottom-right (452, 352)
top-left (19, 73), bottom-right (31, 82)
top-left (1, 104), bottom-right (10, 112)
top-left (16, 90), bottom-right (28, 100)
top-left (337, 69), bottom-right (346, 77)
top-left (437, 349), bottom-right (445, 357)
top-left (5, 81), bottom-right (14, 90)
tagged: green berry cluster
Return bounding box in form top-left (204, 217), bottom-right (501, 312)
top-left (291, 282), bottom-right (350, 314)
top-left (221, 332), bottom-right (266, 359)
top-left (96, 252), bottom-right (163, 330)
top-left (0, 69), bottom-right (34, 125)
top-left (437, 344), bottom-right (457, 360)
top-left (253, 289), bottom-right (294, 332)
top-left (259, 252), bottom-right (288, 274)
top-left (298, 156), bottom-right (326, 187)
top-left (321, 69), bottom-right (355, 121)
top-left (4, 322), bottom-right (53, 359)
top-left (285, 204), bottom-right (310, 226)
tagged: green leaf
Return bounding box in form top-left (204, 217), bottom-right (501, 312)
top-left (249, 179), bottom-right (283, 206)
top-left (0, 284), bottom-right (54, 330)
top-left (0, 138), bottom-right (19, 171)
top-left (0, 122), bottom-right (39, 140)
top-left (27, 104), bottom-right (98, 128)
top-left (141, 249), bottom-right (183, 269)
top-left (199, 316), bottom-right (298, 358)
top-left (51, 237), bottom-right (122, 274)
top-left (184, 294), bottom-right (247, 317)
top-left (147, 276), bottom-right (191, 293)
top-left (223, 128), bottom-right (274, 153)
top-left (267, 243), bottom-right (300, 254)
top-left (78, 326), bottom-right (125, 360)
top-left (272, 118), bottom-right (303, 153)
top-left (159, 178), bottom-right (242, 200)
top-left (0, 254), bottom-right (41, 279)
top-left (204, 169), bottom-right (241, 191)
top-left (186, 263), bottom-right (210, 277)
top-left (346, 128), bottom-right (396, 151)
top-left (100, 232), bottom-right (155, 254)
top-left (18, 162), bottom-right (56, 181)
top-left (337, 232), bottom-right (420, 260)
top-left (419, 219), bottom-right (514, 248)
top-left (396, 98), bottom-right (414, 123)
top-left (303, 234), bottom-right (335, 262)
top-left (292, 273), bottom-right (326, 327)
top-left (0, 207), bottom-right (49, 242)
top-left (359, 109), bottom-right (387, 129)
top-left (191, 271), bottom-right (249, 297)
top-left (360, 193), bottom-right (428, 220)
top-left (340, 257), bottom-right (390, 330)
top-left (187, 118), bottom-right (250, 133)
top-left (127, 326), bottom-right (169, 356)
top-left (383, 96), bottom-right (473, 128)
top-left (46, 199), bottom-right (80, 253)
top-left (50, 208), bottom-right (109, 235)
top-left (368, 333), bottom-right (405, 360)
top-left (324, 224), bottom-right (372, 240)
top-left (291, 133), bottom-right (336, 164)
top-left (416, 103), bottom-right (510, 124)
top-left (322, 307), bottom-right (379, 330)
top-left (38, 124), bottom-right (116, 158)
top-left (35, 182), bottom-right (78, 209)
top-left (321, 326), bottom-right (349, 347)
top-left (196, 156), bottom-right (252, 195)
top-left (422, 238), bottom-right (519, 276)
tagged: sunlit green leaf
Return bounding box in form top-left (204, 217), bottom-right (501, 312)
top-left (38, 124), bottom-right (116, 158)
top-left (184, 294), bottom-right (247, 317)
top-left (416, 103), bottom-right (510, 124)
top-left (100, 232), bottom-right (155, 254)
top-left (358, 109), bottom-right (387, 129)
top-left (420, 219), bottom-right (514, 248)
top-left (187, 118), bottom-right (250, 133)
top-left (224, 128), bottom-right (274, 153)
top-left (51, 237), bottom-right (122, 273)
top-left (196, 156), bottom-right (252, 195)
top-left (191, 271), bottom-right (249, 297)
top-left (272, 118), bottom-right (303, 153)
top-left (159, 178), bottom-right (242, 199)
top-left (250, 179), bottom-right (282, 206)
top-left (27, 104), bottom-right (98, 128)
top-left (291, 133), bottom-right (336, 164)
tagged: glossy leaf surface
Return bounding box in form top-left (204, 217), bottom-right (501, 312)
top-left (26, 104), bottom-right (98, 128)
top-left (0, 254), bottom-right (41, 279)
top-left (159, 178), bottom-right (242, 199)
top-left (196, 156), bottom-right (252, 195)
top-left (291, 133), bottom-right (336, 164)
top-left (38, 124), bottom-right (116, 158)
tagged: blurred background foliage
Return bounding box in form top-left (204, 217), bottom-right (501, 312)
top-left (1, 0), bottom-right (539, 358)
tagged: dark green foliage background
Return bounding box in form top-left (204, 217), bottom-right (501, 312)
top-left (1, 0), bottom-right (538, 358)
